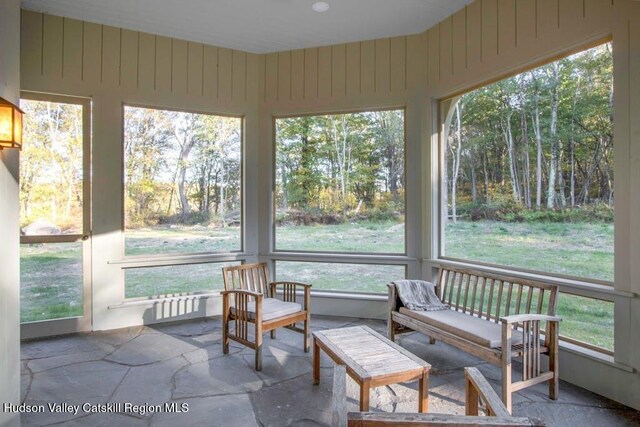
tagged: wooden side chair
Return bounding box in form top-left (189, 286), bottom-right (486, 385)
top-left (221, 262), bottom-right (311, 371)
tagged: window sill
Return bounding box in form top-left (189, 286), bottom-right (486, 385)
top-left (109, 252), bottom-right (254, 268)
top-left (559, 340), bottom-right (635, 373)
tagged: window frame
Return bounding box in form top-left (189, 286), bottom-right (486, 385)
top-left (432, 41), bottom-right (618, 354)
top-left (120, 102), bottom-right (246, 260)
top-left (271, 107), bottom-right (409, 257)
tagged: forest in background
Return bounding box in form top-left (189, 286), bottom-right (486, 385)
top-left (275, 110), bottom-right (405, 225)
top-left (445, 42), bottom-right (613, 224)
top-left (124, 107), bottom-right (242, 230)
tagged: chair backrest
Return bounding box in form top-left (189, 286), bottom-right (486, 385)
top-left (222, 262), bottom-right (271, 294)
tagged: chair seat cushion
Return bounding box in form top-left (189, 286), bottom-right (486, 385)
top-left (231, 297), bottom-right (303, 322)
top-left (398, 307), bottom-right (522, 348)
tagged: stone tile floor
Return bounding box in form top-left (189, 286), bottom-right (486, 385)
top-left (19, 315), bottom-right (640, 426)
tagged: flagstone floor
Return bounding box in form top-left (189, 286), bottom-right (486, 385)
top-left (19, 315), bottom-right (640, 426)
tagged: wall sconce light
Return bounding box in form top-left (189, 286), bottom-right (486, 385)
top-left (0, 96), bottom-right (24, 150)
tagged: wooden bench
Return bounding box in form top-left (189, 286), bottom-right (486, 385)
top-left (388, 266), bottom-right (561, 412)
top-left (344, 367), bottom-right (544, 427)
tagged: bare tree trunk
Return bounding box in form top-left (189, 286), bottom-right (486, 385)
top-left (547, 62), bottom-right (560, 210)
top-left (451, 103), bottom-right (463, 223)
top-left (531, 71), bottom-right (543, 210)
top-left (570, 139), bottom-right (576, 207)
top-left (501, 111), bottom-right (521, 203)
top-left (520, 105), bottom-right (532, 208)
top-left (470, 148), bottom-right (478, 203)
top-left (558, 140), bottom-right (566, 208)
top-left (482, 149), bottom-right (490, 202)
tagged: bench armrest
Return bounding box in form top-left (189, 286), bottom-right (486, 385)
top-left (500, 314), bottom-right (562, 325)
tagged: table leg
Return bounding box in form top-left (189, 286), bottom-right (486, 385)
top-left (418, 371), bottom-right (429, 413)
top-left (313, 337), bottom-right (320, 385)
top-left (360, 382), bottom-right (370, 412)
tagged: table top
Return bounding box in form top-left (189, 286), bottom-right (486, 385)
top-left (313, 325), bottom-right (430, 381)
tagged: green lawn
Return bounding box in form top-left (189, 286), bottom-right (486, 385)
top-left (21, 219), bottom-right (614, 351)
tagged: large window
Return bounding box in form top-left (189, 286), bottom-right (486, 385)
top-left (124, 106), bottom-right (242, 256)
top-left (274, 110), bottom-right (405, 254)
top-left (441, 43), bottom-right (614, 351)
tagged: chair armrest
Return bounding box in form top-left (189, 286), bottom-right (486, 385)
top-left (500, 314), bottom-right (562, 325)
top-left (269, 281), bottom-right (312, 310)
top-left (270, 281), bottom-right (312, 289)
top-left (464, 367), bottom-right (510, 417)
top-left (220, 289), bottom-right (264, 299)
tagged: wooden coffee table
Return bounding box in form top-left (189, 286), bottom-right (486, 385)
top-left (312, 325), bottom-right (431, 412)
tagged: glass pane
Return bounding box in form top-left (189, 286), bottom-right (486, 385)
top-left (20, 243), bottom-right (83, 322)
top-left (276, 261), bottom-right (405, 293)
top-left (19, 100), bottom-right (84, 235)
top-left (442, 42), bottom-right (614, 282)
top-left (558, 293), bottom-right (614, 352)
top-left (125, 261), bottom-right (240, 299)
top-left (275, 111), bottom-right (405, 254)
top-left (124, 106), bottom-right (242, 256)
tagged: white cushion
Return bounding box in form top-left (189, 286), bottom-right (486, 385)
top-left (231, 297), bottom-right (302, 321)
top-left (399, 307), bottom-right (522, 349)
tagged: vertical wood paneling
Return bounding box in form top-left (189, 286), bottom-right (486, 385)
top-left (516, 0), bottom-right (537, 48)
top-left (317, 46), bottom-right (332, 98)
top-left (558, 0), bottom-right (581, 30)
top-left (360, 41), bottom-right (375, 95)
top-left (137, 33), bottom-right (155, 93)
top-left (390, 37), bottom-right (406, 92)
top-left (345, 42), bottom-right (361, 96)
top-left (497, 0), bottom-right (516, 55)
top-left (202, 45), bottom-right (218, 99)
top-left (155, 36), bottom-right (172, 93)
top-left (331, 44), bottom-right (346, 97)
top-left (439, 19), bottom-right (453, 84)
top-left (42, 14), bottom-right (63, 80)
top-left (290, 49), bottom-right (304, 101)
top-left (537, 0), bottom-right (559, 38)
top-left (218, 48), bottom-right (233, 101)
top-left (81, 22), bottom-right (102, 85)
top-left (187, 42), bottom-right (203, 96)
top-left (232, 50), bottom-right (246, 102)
top-left (482, 0), bottom-right (499, 62)
top-left (428, 27), bottom-right (440, 85)
top-left (628, 10), bottom-right (640, 294)
top-left (62, 18), bottom-right (83, 82)
top-left (466, 2), bottom-right (482, 68)
top-left (277, 51), bottom-right (291, 101)
top-left (120, 29), bottom-right (138, 90)
top-left (101, 26), bottom-right (121, 87)
top-left (171, 39), bottom-right (188, 95)
top-left (406, 33), bottom-right (425, 89)
top-left (304, 48), bottom-right (318, 99)
top-left (264, 52), bottom-right (278, 102)
top-left (375, 38), bottom-right (390, 93)
top-left (21, 11), bottom-right (43, 80)
top-left (452, 9), bottom-right (467, 75)
top-left (246, 53), bottom-right (260, 103)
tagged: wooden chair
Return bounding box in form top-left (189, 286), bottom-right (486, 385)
top-left (221, 262), bottom-right (311, 371)
top-left (342, 367), bottom-right (544, 427)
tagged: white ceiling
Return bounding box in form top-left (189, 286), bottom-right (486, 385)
top-left (21, 0), bottom-right (472, 54)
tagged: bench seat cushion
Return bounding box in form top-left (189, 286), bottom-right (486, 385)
top-left (398, 307), bottom-right (521, 349)
top-left (231, 297), bottom-right (302, 322)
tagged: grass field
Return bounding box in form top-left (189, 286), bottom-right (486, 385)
top-left (21, 219), bottom-right (614, 350)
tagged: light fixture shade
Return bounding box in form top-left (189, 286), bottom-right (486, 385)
top-left (0, 96), bottom-right (24, 150)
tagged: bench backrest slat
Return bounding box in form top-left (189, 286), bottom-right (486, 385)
top-left (436, 267), bottom-right (558, 323)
